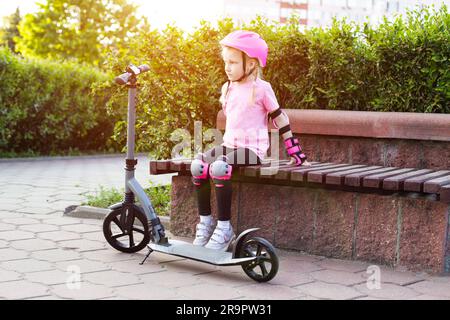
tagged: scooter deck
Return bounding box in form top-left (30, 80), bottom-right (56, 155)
top-left (148, 239), bottom-right (255, 266)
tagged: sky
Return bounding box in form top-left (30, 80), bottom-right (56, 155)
top-left (0, 0), bottom-right (225, 30)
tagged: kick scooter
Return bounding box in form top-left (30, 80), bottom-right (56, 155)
top-left (103, 64), bottom-right (279, 282)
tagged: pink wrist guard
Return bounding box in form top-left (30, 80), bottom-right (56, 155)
top-left (284, 137), bottom-right (307, 166)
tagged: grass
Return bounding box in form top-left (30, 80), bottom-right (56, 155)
top-left (82, 182), bottom-right (172, 216)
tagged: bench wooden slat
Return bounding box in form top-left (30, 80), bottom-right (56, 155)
top-left (439, 184), bottom-right (450, 203)
top-left (423, 175), bottom-right (450, 193)
top-left (241, 160), bottom-right (288, 177)
top-left (344, 167), bottom-right (399, 187)
top-left (273, 162), bottom-right (326, 180)
top-left (325, 166), bottom-right (382, 185)
top-left (307, 164), bottom-right (367, 184)
top-left (259, 160), bottom-right (296, 177)
top-left (403, 170), bottom-right (450, 192)
top-left (290, 163), bottom-right (349, 182)
top-left (382, 169), bottom-right (435, 191)
top-left (363, 168), bottom-right (416, 189)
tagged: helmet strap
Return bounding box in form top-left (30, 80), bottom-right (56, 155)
top-left (234, 51), bottom-right (256, 82)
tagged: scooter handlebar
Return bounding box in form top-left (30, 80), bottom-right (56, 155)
top-left (114, 64), bottom-right (150, 85)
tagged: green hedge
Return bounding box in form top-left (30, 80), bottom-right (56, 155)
top-left (103, 6), bottom-right (449, 159)
top-left (0, 47), bottom-right (118, 155)
top-left (1, 6), bottom-right (448, 157)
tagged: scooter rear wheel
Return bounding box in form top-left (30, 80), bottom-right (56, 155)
top-left (103, 205), bottom-right (150, 253)
top-left (240, 237), bottom-right (279, 282)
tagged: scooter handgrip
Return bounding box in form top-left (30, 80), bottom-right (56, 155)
top-left (114, 64), bottom-right (150, 85)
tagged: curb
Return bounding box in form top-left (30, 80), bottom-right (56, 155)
top-left (64, 205), bottom-right (171, 230)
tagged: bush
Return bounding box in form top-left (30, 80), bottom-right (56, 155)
top-left (103, 6), bottom-right (449, 160)
top-left (0, 47), bottom-right (119, 155)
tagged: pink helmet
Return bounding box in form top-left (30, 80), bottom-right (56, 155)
top-left (219, 30), bottom-right (269, 67)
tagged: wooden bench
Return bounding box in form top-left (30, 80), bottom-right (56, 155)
top-left (150, 109), bottom-right (450, 275)
top-left (151, 159), bottom-right (450, 203)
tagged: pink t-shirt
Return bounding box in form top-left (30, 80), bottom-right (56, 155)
top-left (219, 78), bottom-right (280, 160)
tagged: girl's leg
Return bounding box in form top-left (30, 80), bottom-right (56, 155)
top-left (214, 147), bottom-right (261, 221)
top-left (191, 145), bottom-right (227, 246)
top-left (206, 147), bottom-right (261, 250)
top-left (192, 145), bottom-right (227, 217)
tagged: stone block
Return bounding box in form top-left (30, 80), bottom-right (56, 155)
top-left (275, 185), bottom-right (315, 252)
top-left (312, 190), bottom-right (356, 259)
top-left (399, 198), bottom-right (448, 273)
top-left (355, 194), bottom-right (398, 266)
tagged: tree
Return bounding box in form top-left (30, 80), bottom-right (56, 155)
top-left (1, 8), bottom-right (21, 52)
top-left (15, 0), bottom-right (148, 66)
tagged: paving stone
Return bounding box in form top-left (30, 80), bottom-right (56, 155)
top-left (267, 271), bottom-right (315, 287)
top-left (83, 270), bottom-right (142, 287)
top-left (295, 282), bottom-right (365, 300)
top-left (407, 280), bottom-right (450, 299)
top-left (38, 230), bottom-right (81, 242)
top-left (0, 248), bottom-right (29, 261)
top-left (3, 217), bottom-right (41, 225)
top-left (0, 212), bottom-right (23, 218)
top-left (82, 232), bottom-right (107, 242)
top-left (51, 282), bottom-right (115, 300)
top-left (237, 283), bottom-right (306, 300)
top-left (0, 268), bottom-right (22, 282)
top-left (140, 270), bottom-right (203, 288)
top-left (15, 207), bottom-right (59, 215)
top-left (310, 269), bottom-right (366, 286)
top-left (410, 295), bottom-right (450, 300)
top-left (55, 259), bottom-right (111, 274)
top-left (113, 283), bottom-right (180, 300)
top-left (61, 224), bottom-right (101, 233)
top-left (0, 223), bottom-right (15, 231)
top-left (58, 239), bottom-right (106, 252)
top-left (26, 295), bottom-right (66, 300)
top-left (31, 248), bottom-right (81, 262)
top-left (42, 217), bottom-right (82, 226)
top-left (108, 260), bottom-right (166, 275)
top-left (11, 238), bottom-right (57, 251)
top-left (315, 259), bottom-right (370, 273)
top-left (0, 240), bottom-right (8, 248)
top-left (356, 267), bottom-right (426, 286)
top-left (0, 203), bottom-right (24, 211)
top-left (19, 224), bottom-right (59, 233)
top-left (82, 249), bottom-right (140, 263)
top-left (353, 283), bottom-right (420, 300)
top-left (0, 280), bottom-right (49, 299)
top-left (279, 259), bottom-right (323, 274)
top-left (191, 270), bottom-right (253, 287)
top-left (0, 230), bottom-right (35, 241)
top-left (176, 283), bottom-right (242, 300)
top-left (25, 269), bottom-right (80, 286)
top-left (1, 258), bottom-right (54, 273)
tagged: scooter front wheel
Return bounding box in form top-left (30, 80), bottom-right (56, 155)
top-left (240, 237), bottom-right (279, 282)
top-left (103, 205), bottom-right (150, 253)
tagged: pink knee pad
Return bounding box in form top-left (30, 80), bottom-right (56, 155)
top-left (209, 156), bottom-right (232, 187)
top-left (190, 155), bottom-right (209, 186)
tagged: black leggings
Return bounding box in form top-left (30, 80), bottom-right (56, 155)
top-left (193, 145), bottom-right (262, 221)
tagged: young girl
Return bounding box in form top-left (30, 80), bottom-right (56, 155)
top-left (190, 30), bottom-right (309, 251)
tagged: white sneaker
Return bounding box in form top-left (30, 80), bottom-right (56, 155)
top-left (205, 225), bottom-right (236, 251)
top-left (193, 221), bottom-right (215, 246)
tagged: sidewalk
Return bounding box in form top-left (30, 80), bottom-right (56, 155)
top-left (0, 155), bottom-right (449, 300)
